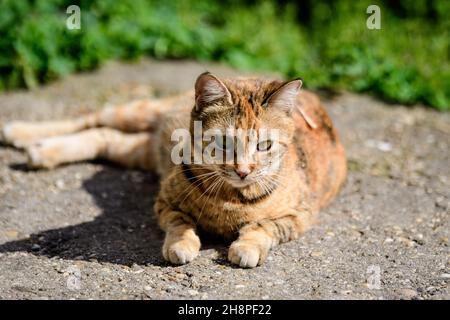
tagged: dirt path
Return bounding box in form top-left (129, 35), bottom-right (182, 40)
top-left (0, 59), bottom-right (448, 299)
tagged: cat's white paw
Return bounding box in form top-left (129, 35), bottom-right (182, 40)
top-left (162, 237), bottom-right (200, 265)
top-left (228, 241), bottom-right (266, 268)
top-left (1, 122), bottom-right (35, 148)
top-left (26, 141), bottom-right (57, 169)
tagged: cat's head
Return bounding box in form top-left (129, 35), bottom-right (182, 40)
top-left (189, 72), bottom-right (302, 189)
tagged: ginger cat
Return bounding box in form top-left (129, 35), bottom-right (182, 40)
top-left (1, 72), bottom-right (346, 268)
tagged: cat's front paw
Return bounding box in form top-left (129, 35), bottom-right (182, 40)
top-left (228, 240), bottom-right (268, 268)
top-left (162, 235), bottom-right (201, 265)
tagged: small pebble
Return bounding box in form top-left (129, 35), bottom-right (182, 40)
top-left (143, 286), bottom-right (153, 298)
top-left (5, 230), bottom-right (19, 238)
top-left (396, 237), bottom-right (415, 247)
top-left (365, 140), bottom-right (392, 152)
top-left (310, 251), bottom-right (323, 257)
top-left (187, 289), bottom-right (199, 296)
top-left (55, 179), bottom-right (65, 189)
top-left (399, 288), bottom-right (417, 299)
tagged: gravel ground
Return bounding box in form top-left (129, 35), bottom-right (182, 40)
top-left (0, 59), bottom-right (449, 300)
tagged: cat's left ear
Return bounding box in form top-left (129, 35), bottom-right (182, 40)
top-left (265, 79), bottom-right (317, 129)
top-left (194, 72), bottom-right (233, 112)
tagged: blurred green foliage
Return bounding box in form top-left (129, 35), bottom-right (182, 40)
top-left (0, 0), bottom-right (448, 110)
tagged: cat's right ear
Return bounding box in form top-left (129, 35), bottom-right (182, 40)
top-left (195, 72), bottom-right (233, 112)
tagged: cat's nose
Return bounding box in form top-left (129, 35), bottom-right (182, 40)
top-left (234, 168), bottom-right (250, 180)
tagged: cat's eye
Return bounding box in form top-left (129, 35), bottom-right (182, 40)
top-left (215, 135), bottom-right (234, 151)
top-left (257, 140), bottom-right (272, 151)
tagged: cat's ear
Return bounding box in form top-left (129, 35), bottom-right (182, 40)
top-left (265, 79), bottom-right (317, 129)
top-left (264, 79), bottom-right (302, 114)
top-left (194, 72), bottom-right (232, 111)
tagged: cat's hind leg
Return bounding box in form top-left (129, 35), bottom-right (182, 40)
top-left (26, 128), bottom-right (156, 170)
top-left (1, 99), bottom-right (165, 148)
top-left (1, 119), bottom-right (88, 149)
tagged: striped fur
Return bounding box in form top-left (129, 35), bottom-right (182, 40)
top-left (1, 73), bottom-right (346, 268)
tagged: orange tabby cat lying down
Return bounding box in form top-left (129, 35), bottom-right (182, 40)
top-left (1, 72), bottom-right (346, 268)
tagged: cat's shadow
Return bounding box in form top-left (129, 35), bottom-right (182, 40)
top-left (0, 162), bottom-right (229, 267)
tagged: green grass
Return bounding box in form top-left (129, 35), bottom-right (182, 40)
top-left (0, 0), bottom-right (448, 110)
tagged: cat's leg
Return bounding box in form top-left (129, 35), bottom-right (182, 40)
top-left (26, 128), bottom-right (156, 170)
top-left (154, 198), bottom-right (201, 264)
top-left (1, 100), bottom-right (164, 148)
top-left (228, 210), bottom-right (314, 268)
top-left (1, 119), bottom-right (89, 148)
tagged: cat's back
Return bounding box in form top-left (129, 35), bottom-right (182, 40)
top-left (293, 90), bottom-right (347, 210)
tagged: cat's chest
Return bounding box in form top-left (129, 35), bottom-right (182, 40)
top-left (191, 202), bottom-right (255, 238)
top-left (186, 192), bottom-right (292, 238)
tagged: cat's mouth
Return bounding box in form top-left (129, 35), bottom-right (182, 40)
top-left (223, 172), bottom-right (256, 189)
top-left (226, 178), bottom-right (255, 188)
